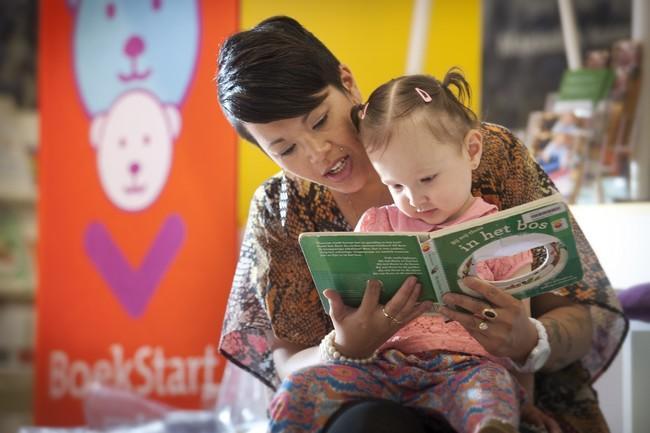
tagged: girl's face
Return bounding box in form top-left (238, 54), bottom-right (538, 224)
top-left (244, 73), bottom-right (375, 195)
top-left (367, 120), bottom-right (482, 226)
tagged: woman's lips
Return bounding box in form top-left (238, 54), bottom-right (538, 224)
top-left (323, 156), bottom-right (352, 181)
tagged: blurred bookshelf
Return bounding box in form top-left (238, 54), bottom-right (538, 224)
top-left (0, 96), bottom-right (37, 429)
top-left (1, 2), bottom-right (38, 427)
top-left (521, 38), bottom-right (643, 205)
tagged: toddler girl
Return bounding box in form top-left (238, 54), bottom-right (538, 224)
top-left (354, 69), bottom-right (553, 433)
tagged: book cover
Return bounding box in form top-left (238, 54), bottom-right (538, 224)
top-left (0, 207), bottom-right (35, 294)
top-left (299, 194), bottom-right (583, 312)
top-left (557, 68), bottom-right (615, 103)
top-left (554, 68), bottom-right (615, 115)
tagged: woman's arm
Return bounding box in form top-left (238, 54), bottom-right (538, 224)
top-left (532, 292), bottom-right (592, 372)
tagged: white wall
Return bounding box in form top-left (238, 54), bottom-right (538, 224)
top-left (571, 203), bottom-right (650, 433)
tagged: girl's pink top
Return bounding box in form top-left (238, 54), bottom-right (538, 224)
top-left (356, 197), bottom-right (532, 357)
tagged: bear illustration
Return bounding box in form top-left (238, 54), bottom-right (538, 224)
top-left (90, 89), bottom-right (180, 211)
top-left (68, 0), bottom-right (199, 116)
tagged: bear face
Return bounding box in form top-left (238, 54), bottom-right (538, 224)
top-left (90, 90), bottom-right (180, 211)
top-left (69, 0), bottom-right (200, 116)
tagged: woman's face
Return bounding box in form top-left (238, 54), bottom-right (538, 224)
top-left (244, 81), bottom-right (375, 194)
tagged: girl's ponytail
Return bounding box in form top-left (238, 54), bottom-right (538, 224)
top-left (441, 67), bottom-right (471, 108)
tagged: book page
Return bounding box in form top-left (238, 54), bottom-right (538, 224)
top-left (300, 234), bottom-right (440, 311)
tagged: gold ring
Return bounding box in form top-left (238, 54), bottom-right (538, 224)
top-left (478, 321), bottom-right (489, 331)
top-left (381, 307), bottom-right (403, 325)
top-left (481, 307), bottom-right (498, 321)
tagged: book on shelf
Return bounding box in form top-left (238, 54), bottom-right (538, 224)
top-left (299, 194), bottom-right (583, 313)
top-left (521, 39), bottom-right (642, 204)
top-left (554, 68), bottom-right (615, 115)
top-left (0, 207), bottom-right (35, 296)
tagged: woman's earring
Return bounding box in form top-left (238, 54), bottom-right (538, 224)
top-left (359, 103), bottom-right (369, 120)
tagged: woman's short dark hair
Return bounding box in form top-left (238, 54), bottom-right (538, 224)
top-left (216, 16), bottom-right (345, 145)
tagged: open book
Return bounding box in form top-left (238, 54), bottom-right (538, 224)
top-left (299, 194), bottom-right (583, 312)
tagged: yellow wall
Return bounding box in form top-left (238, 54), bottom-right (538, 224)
top-left (237, 0), bottom-right (481, 226)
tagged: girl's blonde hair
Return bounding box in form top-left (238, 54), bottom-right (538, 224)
top-left (354, 68), bottom-right (479, 152)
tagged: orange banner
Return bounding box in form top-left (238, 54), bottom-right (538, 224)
top-left (36, 0), bottom-right (237, 424)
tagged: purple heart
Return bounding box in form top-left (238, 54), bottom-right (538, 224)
top-left (84, 214), bottom-right (185, 318)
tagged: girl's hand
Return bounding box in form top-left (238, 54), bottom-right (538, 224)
top-left (439, 276), bottom-right (538, 363)
top-left (323, 276), bottom-right (433, 359)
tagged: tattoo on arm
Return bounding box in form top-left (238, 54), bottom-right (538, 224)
top-left (544, 318), bottom-right (568, 368)
top-left (540, 305), bottom-right (591, 371)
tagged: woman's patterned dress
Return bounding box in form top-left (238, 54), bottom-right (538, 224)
top-left (220, 123), bottom-right (627, 433)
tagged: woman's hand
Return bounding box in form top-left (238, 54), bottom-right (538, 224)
top-left (439, 276), bottom-right (538, 363)
top-left (521, 403), bottom-right (562, 433)
top-left (324, 276), bottom-right (433, 359)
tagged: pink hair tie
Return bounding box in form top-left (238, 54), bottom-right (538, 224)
top-left (359, 103), bottom-right (369, 120)
top-left (415, 87), bottom-right (432, 102)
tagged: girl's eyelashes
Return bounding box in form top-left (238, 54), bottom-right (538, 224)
top-left (387, 177), bottom-right (434, 190)
top-left (313, 113), bottom-right (328, 130)
top-left (279, 143), bottom-right (296, 157)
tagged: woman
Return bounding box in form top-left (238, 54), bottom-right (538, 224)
top-left (216, 16), bottom-right (626, 433)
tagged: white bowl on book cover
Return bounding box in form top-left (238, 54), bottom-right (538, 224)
top-left (456, 233), bottom-right (569, 298)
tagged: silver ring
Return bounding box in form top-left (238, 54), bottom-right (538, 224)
top-left (478, 321), bottom-right (489, 331)
top-left (481, 307), bottom-right (498, 321)
top-left (381, 307), bottom-right (403, 325)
